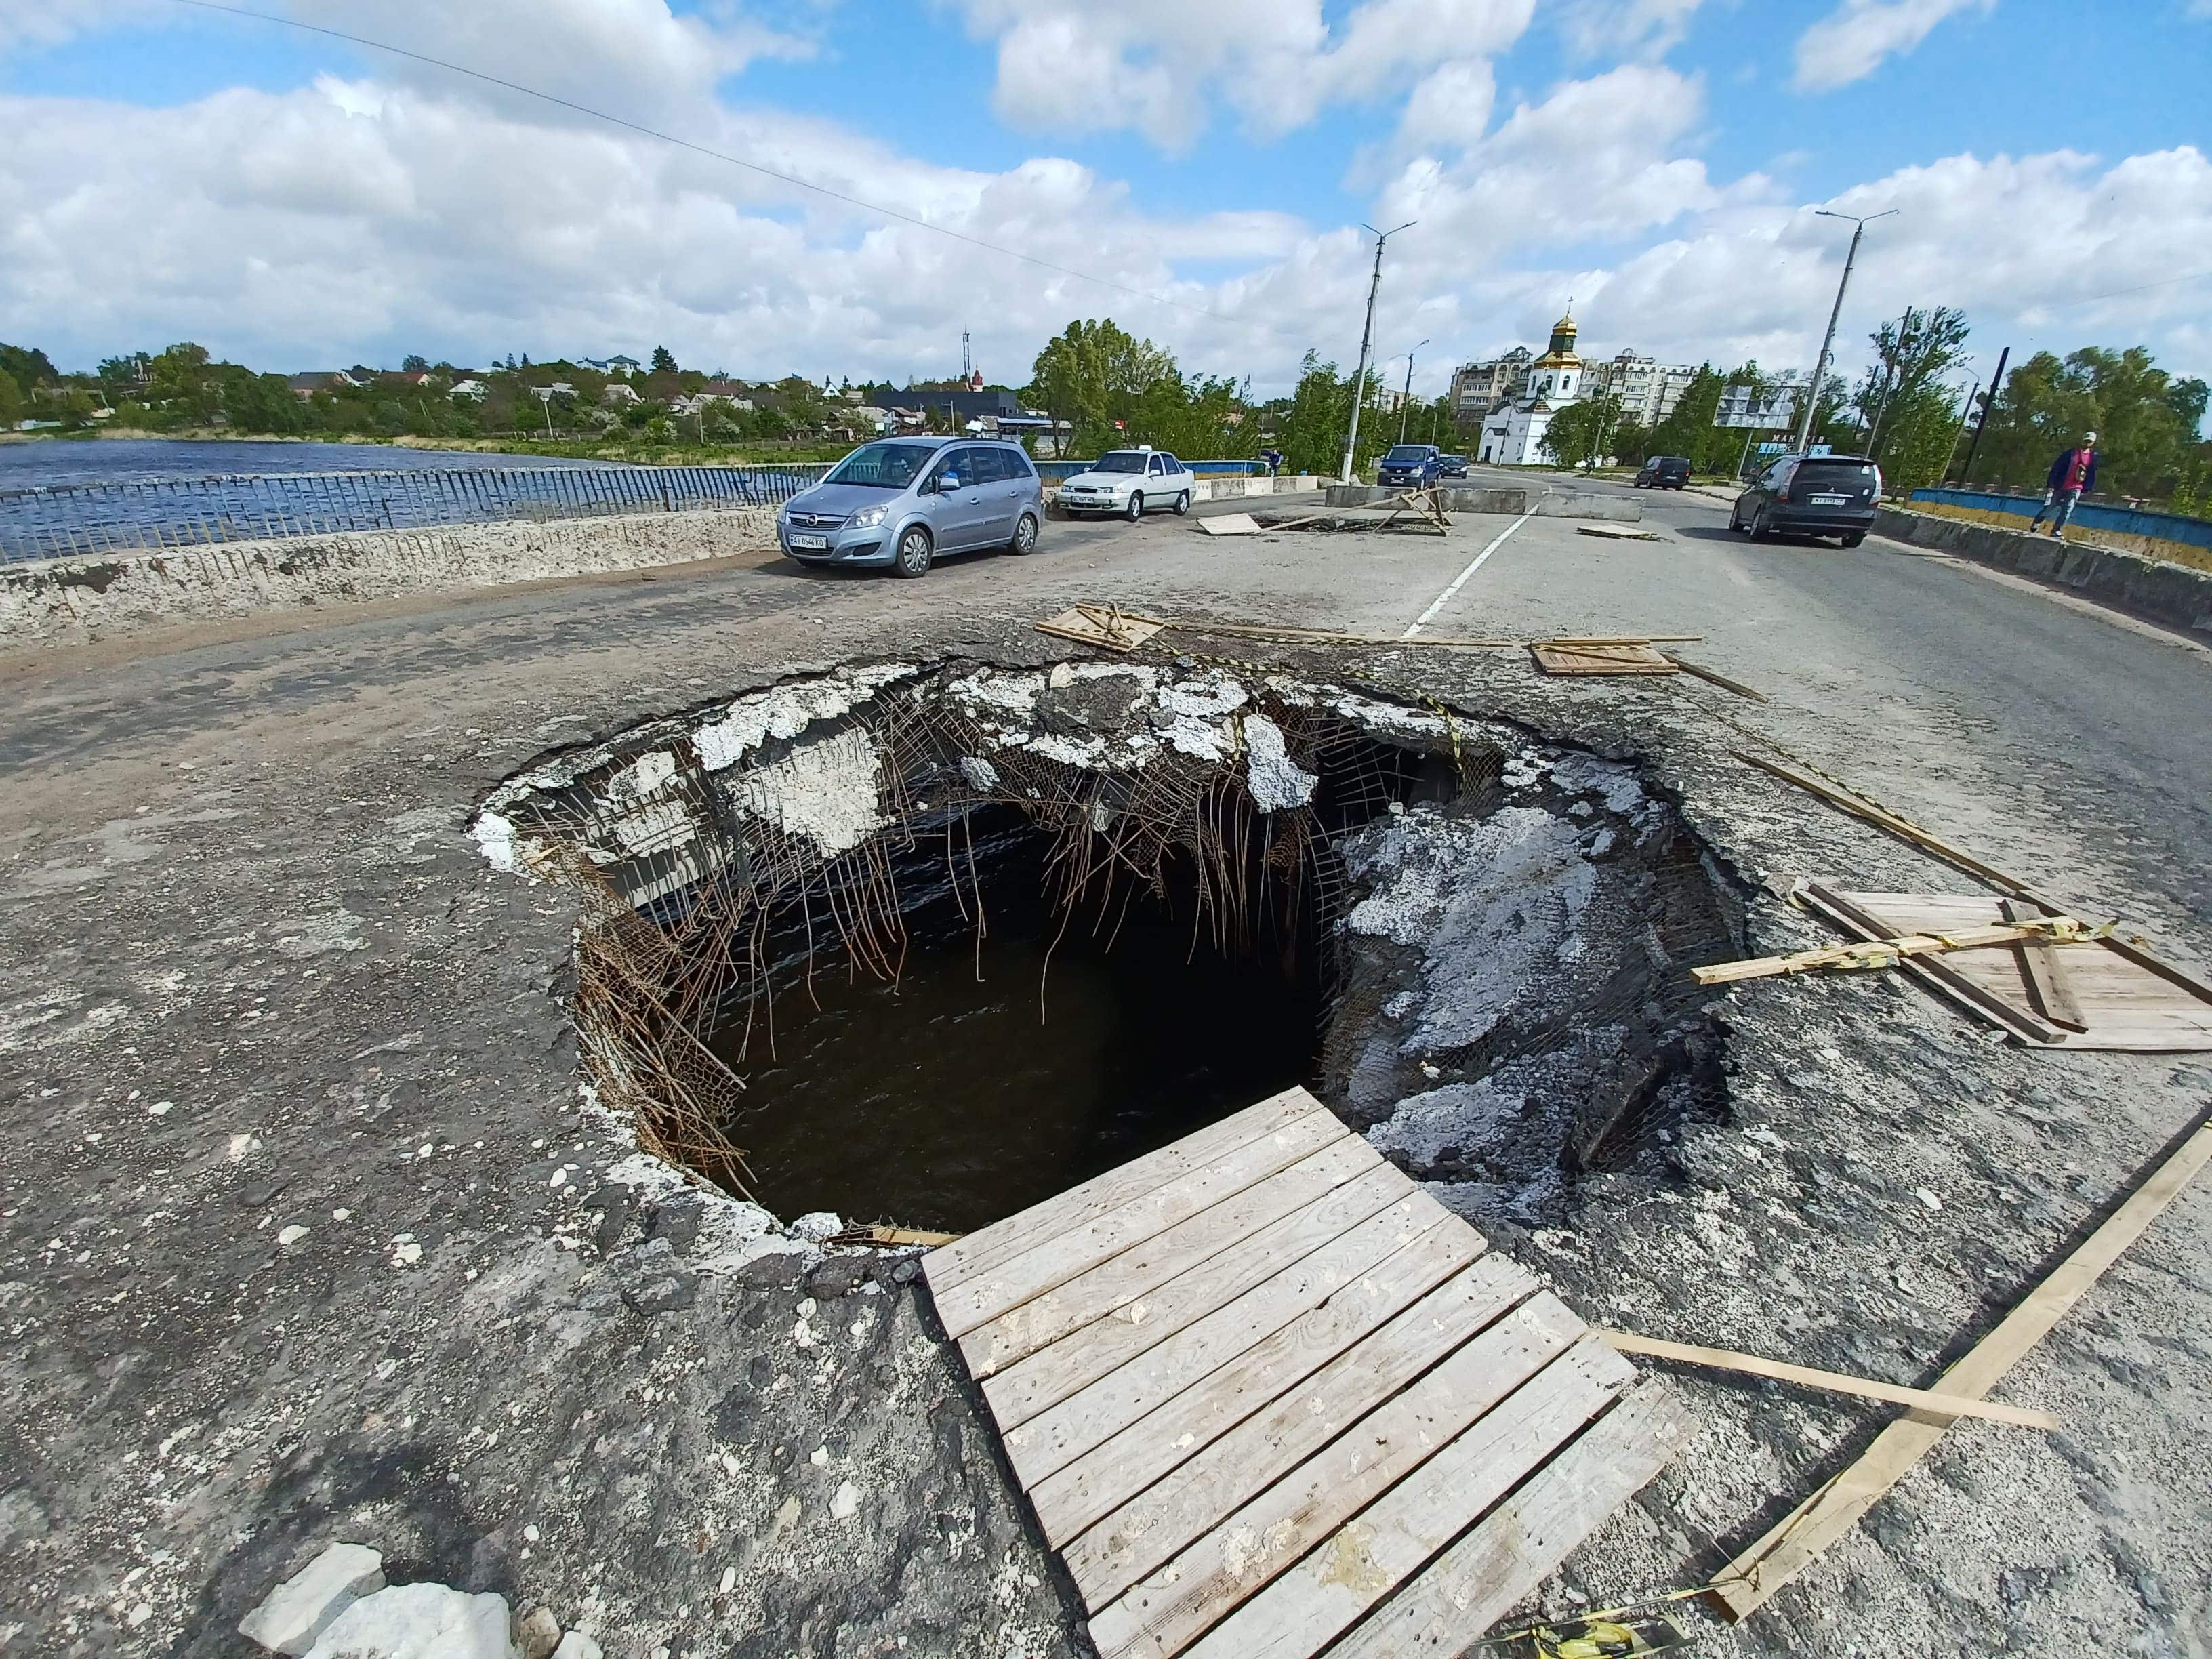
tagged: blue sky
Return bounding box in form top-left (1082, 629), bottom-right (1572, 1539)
top-left (3, 0), bottom-right (2208, 398)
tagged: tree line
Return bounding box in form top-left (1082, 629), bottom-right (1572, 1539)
top-left (1547, 311), bottom-right (2206, 509)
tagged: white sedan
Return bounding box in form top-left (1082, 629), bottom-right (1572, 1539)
top-left (1054, 448), bottom-right (1195, 520)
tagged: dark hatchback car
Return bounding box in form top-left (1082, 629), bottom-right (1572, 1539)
top-left (1377, 443), bottom-right (1442, 488)
top-left (1730, 453), bottom-right (1881, 546)
top-left (1633, 455), bottom-right (1690, 488)
top-left (1438, 453), bottom-right (1469, 477)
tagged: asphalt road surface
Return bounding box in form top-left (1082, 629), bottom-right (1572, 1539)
top-left (3, 478), bottom-right (2207, 1659)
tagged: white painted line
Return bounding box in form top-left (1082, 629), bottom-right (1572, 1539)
top-left (1402, 508), bottom-right (1536, 637)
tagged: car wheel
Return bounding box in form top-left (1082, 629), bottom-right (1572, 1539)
top-left (1124, 491), bottom-right (1145, 522)
top-left (1727, 505), bottom-right (1742, 532)
top-left (1751, 506), bottom-right (1776, 541)
top-left (1174, 490), bottom-right (1191, 516)
top-left (893, 526), bottom-right (933, 578)
top-left (1009, 512), bottom-right (1039, 555)
top-left (1841, 531), bottom-right (1866, 548)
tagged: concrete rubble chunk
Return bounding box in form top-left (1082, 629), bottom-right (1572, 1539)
top-left (302, 1582), bottom-right (519, 1659)
top-left (514, 1605), bottom-right (562, 1659)
top-left (238, 1541), bottom-right (386, 1656)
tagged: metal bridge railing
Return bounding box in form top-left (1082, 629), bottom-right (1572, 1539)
top-left (0, 462), bottom-right (835, 564)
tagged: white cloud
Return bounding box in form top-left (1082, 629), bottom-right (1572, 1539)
top-left (1556, 0), bottom-right (1711, 58)
top-left (955, 0), bottom-right (1534, 150)
top-left (1793, 0), bottom-right (1996, 92)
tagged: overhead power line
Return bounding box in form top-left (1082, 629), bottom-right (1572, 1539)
top-left (167, 0), bottom-right (1254, 329)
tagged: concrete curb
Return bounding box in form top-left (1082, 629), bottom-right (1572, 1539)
top-left (0, 508), bottom-right (779, 649)
top-left (1875, 506), bottom-right (2212, 639)
top-left (1321, 485), bottom-right (1639, 522)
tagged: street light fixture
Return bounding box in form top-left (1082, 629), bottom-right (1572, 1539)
top-left (1340, 220), bottom-right (1415, 483)
top-left (1397, 338), bottom-right (1430, 445)
top-left (1793, 208), bottom-right (1895, 456)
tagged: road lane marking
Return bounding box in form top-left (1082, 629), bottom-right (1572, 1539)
top-left (1402, 508), bottom-right (1537, 637)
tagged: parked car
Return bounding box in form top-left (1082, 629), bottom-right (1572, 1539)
top-left (777, 436), bottom-right (1043, 578)
top-left (1437, 453), bottom-right (1469, 478)
top-left (1055, 447), bottom-right (1195, 520)
top-left (1377, 443), bottom-right (1442, 488)
top-left (1633, 455), bottom-right (1690, 489)
top-left (1729, 453), bottom-right (1881, 546)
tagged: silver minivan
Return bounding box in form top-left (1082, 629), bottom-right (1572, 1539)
top-left (777, 437), bottom-right (1045, 578)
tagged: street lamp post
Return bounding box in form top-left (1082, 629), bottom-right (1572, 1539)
top-left (1793, 208), bottom-right (1894, 456)
top-left (1340, 221), bottom-right (1414, 483)
top-left (1397, 338), bottom-right (1429, 445)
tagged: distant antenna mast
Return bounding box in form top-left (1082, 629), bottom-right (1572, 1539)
top-left (962, 331), bottom-right (972, 382)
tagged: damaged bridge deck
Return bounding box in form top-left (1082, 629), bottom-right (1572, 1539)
top-left (922, 1087), bottom-right (1691, 1658)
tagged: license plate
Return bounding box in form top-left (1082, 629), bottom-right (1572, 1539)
top-left (790, 533), bottom-right (828, 550)
top-left (1811, 494), bottom-right (1847, 506)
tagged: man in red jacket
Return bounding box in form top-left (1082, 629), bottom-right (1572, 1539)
top-left (2028, 430), bottom-right (2097, 536)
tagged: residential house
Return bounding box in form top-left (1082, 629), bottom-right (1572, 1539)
top-left (1448, 348), bottom-right (1532, 424)
top-left (449, 379), bottom-right (488, 401)
top-left (529, 382), bottom-right (578, 402)
top-left (603, 354), bottom-right (642, 378)
top-left (601, 383), bottom-right (640, 407)
top-left (1584, 351), bottom-right (1698, 426)
top-left (286, 371), bottom-right (358, 399)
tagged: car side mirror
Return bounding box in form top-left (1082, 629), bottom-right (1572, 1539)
top-left (939, 474), bottom-right (961, 492)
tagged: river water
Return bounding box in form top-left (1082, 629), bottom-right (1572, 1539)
top-left (0, 436), bottom-right (594, 487)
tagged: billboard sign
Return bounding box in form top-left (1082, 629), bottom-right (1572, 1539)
top-left (1715, 386), bottom-right (1799, 429)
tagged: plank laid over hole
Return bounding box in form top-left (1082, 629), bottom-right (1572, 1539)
top-left (1050, 1242), bottom-right (1528, 1574)
top-left (924, 1088), bottom-right (1320, 1295)
top-left (1170, 1334), bottom-right (1637, 1659)
top-left (1326, 1380), bottom-right (1695, 1658)
top-left (983, 1160), bottom-right (1412, 1429)
top-left (1085, 1298), bottom-right (1588, 1659)
top-left (960, 1134), bottom-right (1385, 1380)
top-left (1530, 641), bottom-right (1677, 676)
top-left (934, 1101), bottom-right (1348, 1337)
top-left (1002, 1195), bottom-right (1443, 1488)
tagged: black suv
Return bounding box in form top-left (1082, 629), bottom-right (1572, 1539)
top-left (1633, 455), bottom-right (1690, 488)
top-left (1730, 453), bottom-right (1881, 546)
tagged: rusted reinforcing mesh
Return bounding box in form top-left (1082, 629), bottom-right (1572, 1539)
top-left (492, 664), bottom-right (1484, 1202)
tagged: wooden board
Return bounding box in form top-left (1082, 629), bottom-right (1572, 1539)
top-left (920, 1087), bottom-right (1685, 1659)
top-left (1799, 882), bottom-right (2212, 1052)
top-left (1036, 602), bottom-right (1170, 653)
top-left (1530, 640), bottom-right (1678, 676)
top-left (1196, 512), bottom-right (1261, 537)
top-left (1576, 522), bottom-right (1661, 540)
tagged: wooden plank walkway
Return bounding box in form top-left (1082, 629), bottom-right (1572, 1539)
top-left (922, 1086), bottom-right (1692, 1659)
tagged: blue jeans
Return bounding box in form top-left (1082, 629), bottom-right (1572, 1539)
top-left (2031, 488), bottom-right (2079, 533)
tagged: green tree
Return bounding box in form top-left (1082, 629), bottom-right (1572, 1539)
top-left (1026, 319), bottom-right (1179, 454)
top-left (1851, 306), bottom-right (1970, 475)
top-left (1975, 344), bottom-right (2206, 499)
top-left (651, 345), bottom-right (678, 374)
top-left (0, 343), bottom-right (58, 389)
top-left (0, 367), bottom-right (20, 428)
top-left (144, 342), bottom-right (221, 424)
top-left (1540, 392), bottom-right (1624, 471)
top-left (401, 354), bottom-right (430, 373)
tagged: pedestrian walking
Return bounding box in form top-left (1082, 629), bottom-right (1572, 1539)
top-left (2028, 431), bottom-right (2097, 536)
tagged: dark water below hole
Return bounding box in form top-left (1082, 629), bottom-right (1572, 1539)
top-left (710, 812), bottom-right (1324, 1233)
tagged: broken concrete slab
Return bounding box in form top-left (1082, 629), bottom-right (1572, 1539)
top-left (1576, 522), bottom-right (1662, 540)
top-left (239, 1542), bottom-right (387, 1656)
top-left (302, 1583), bottom-right (518, 1659)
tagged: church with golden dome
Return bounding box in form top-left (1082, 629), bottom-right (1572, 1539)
top-left (1476, 308), bottom-right (1588, 466)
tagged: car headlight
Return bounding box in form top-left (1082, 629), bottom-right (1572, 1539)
top-left (848, 504), bottom-right (888, 529)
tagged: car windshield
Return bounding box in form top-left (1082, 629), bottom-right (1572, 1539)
top-left (1093, 452), bottom-right (1148, 473)
top-left (1384, 446), bottom-right (1430, 463)
top-left (823, 442), bottom-right (933, 489)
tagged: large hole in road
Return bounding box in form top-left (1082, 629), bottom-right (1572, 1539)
top-left (476, 659), bottom-right (1741, 1236)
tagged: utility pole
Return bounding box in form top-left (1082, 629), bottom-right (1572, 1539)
top-left (1958, 344), bottom-right (2007, 484)
top-left (1340, 220), bottom-right (1414, 483)
top-left (1794, 208), bottom-right (1894, 455)
top-left (1397, 337), bottom-right (1429, 444)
